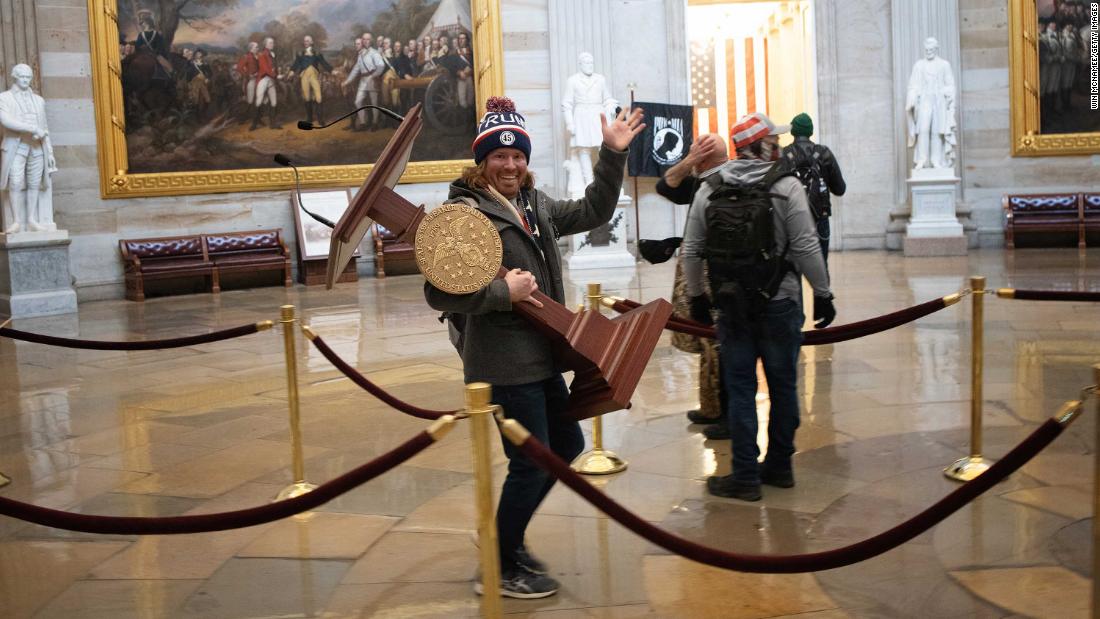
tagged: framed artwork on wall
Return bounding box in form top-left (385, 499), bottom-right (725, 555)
top-left (1009, 0), bottom-right (1099, 156)
top-left (86, 0), bottom-right (505, 198)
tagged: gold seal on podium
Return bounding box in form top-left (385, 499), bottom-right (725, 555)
top-left (415, 203), bottom-right (503, 294)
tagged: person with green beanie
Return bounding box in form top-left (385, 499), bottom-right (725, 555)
top-left (780, 112), bottom-right (846, 266)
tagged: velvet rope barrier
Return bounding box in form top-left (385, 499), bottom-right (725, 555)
top-left (303, 326), bottom-right (458, 420)
top-left (0, 321), bottom-right (274, 351)
top-left (498, 401), bottom-right (1082, 574)
top-left (997, 288), bottom-right (1100, 303)
top-left (604, 294), bottom-right (961, 346)
top-left (0, 419), bottom-right (454, 535)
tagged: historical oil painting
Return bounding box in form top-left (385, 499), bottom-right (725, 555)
top-left (115, 0), bottom-right (478, 174)
top-left (1035, 0), bottom-right (1097, 135)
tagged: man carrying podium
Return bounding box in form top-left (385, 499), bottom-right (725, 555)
top-left (424, 96), bottom-right (644, 599)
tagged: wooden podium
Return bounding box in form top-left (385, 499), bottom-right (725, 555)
top-left (327, 104), bottom-right (672, 421)
top-left (299, 258), bottom-right (356, 286)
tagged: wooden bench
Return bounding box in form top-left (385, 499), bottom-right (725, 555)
top-left (119, 229), bottom-right (291, 301)
top-left (371, 223), bottom-right (420, 278)
top-left (1084, 193), bottom-right (1100, 246)
top-left (204, 229), bottom-right (292, 287)
top-left (1003, 193), bottom-right (1085, 248)
top-left (120, 235), bottom-right (217, 302)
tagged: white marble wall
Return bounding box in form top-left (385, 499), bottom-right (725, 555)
top-left (814, 0), bottom-right (898, 250)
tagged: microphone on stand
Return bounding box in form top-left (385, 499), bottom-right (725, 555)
top-left (275, 154), bottom-right (336, 229)
top-left (297, 105), bottom-right (405, 131)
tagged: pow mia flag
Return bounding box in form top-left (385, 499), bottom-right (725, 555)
top-left (627, 102), bottom-right (694, 177)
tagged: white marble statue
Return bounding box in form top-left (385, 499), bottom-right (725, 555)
top-left (1, 64), bottom-right (56, 234)
top-left (905, 37), bottom-right (957, 171)
top-left (562, 52), bottom-right (618, 196)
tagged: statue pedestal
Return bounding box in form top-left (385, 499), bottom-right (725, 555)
top-left (0, 231), bottom-right (78, 318)
top-left (903, 169), bottom-right (966, 257)
top-left (565, 194), bottom-right (636, 270)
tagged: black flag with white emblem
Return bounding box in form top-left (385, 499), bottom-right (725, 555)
top-left (627, 102), bottom-right (694, 177)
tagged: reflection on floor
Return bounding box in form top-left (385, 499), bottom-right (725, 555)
top-left (0, 248), bottom-right (1097, 618)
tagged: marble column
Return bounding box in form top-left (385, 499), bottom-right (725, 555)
top-left (0, 0), bottom-right (40, 91)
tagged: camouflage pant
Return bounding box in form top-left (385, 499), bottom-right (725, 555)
top-left (670, 257), bottom-right (723, 419)
top-left (698, 337), bottom-right (722, 418)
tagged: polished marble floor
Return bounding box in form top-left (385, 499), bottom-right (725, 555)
top-left (1, 248), bottom-right (1098, 618)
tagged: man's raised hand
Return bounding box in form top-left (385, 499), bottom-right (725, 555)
top-left (600, 107), bottom-right (646, 151)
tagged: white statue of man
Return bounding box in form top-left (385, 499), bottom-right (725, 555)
top-left (905, 37), bottom-right (957, 171)
top-left (1, 64), bottom-right (56, 234)
top-left (562, 52), bottom-right (618, 196)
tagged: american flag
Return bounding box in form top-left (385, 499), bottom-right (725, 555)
top-left (690, 35), bottom-right (770, 151)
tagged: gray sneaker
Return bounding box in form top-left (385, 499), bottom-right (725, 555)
top-left (470, 532), bottom-right (548, 575)
top-left (514, 546), bottom-right (548, 575)
top-left (473, 565), bottom-right (560, 599)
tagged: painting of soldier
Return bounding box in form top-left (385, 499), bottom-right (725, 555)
top-left (1036, 0), bottom-right (1099, 134)
top-left (115, 0), bottom-right (477, 174)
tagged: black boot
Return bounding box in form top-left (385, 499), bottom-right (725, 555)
top-left (305, 101), bottom-right (314, 124)
top-left (269, 105), bottom-right (282, 129)
top-left (249, 106), bottom-right (262, 131)
top-left (315, 101), bottom-right (325, 126)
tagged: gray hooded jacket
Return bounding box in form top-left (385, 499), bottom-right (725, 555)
top-left (424, 145), bottom-right (627, 386)
top-left (681, 159), bottom-right (831, 306)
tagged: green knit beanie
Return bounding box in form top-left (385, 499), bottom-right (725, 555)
top-left (790, 113), bottom-right (813, 137)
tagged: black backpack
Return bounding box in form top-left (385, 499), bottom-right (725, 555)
top-left (785, 146), bottom-right (830, 221)
top-left (703, 164), bottom-right (793, 321)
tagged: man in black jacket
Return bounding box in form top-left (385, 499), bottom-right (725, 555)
top-left (779, 113), bottom-right (846, 265)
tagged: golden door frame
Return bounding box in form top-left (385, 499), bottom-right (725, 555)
top-left (86, 0), bottom-right (505, 199)
top-left (1009, 0), bottom-right (1100, 157)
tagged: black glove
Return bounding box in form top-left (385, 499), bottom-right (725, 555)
top-left (813, 295), bottom-right (836, 329)
top-left (689, 294), bottom-right (713, 326)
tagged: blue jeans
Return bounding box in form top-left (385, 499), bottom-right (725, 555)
top-left (491, 375), bottom-right (585, 568)
top-left (717, 298), bottom-right (804, 485)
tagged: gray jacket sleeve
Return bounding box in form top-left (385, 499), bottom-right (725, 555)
top-left (775, 177), bottom-right (831, 297)
top-left (424, 278), bottom-right (512, 314)
top-left (681, 184), bottom-right (712, 298)
top-left (544, 145), bottom-right (627, 236)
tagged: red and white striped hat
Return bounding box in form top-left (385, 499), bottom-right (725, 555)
top-left (730, 112), bottom-right (790, 149)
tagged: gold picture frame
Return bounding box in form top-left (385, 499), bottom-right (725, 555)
top-left (1009, 0), bottom-right (1100, 157)
top-left (87, 0), bottom-right (504, 199)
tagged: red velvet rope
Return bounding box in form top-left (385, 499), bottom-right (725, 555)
top-left (1006, 290), bottom-right (1100, 303)
top-left (308, 334), bottom-right (457, 420)
top-left (0, 323), bottom-right (264, 351)
top-left (0, 430), bottom-right (435, 534)
top-left (514, 417), bottom-right (1063, 573)
top-left (607, 296), bottom-right (951, 346)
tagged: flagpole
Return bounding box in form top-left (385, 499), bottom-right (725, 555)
top-left (629, 84), bottom-right (640, 259)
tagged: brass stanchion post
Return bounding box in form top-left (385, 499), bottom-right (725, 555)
top-left (945, 276), bottom-right (993, 481)
top-left (275, 305), bottom-right (317, 501)
top-left (571, 283), bottom-right (628, 475)
top-left (467, 382), bottom-right (502, 618)
top-left (1092, 364), bottom-right (1100, 619)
